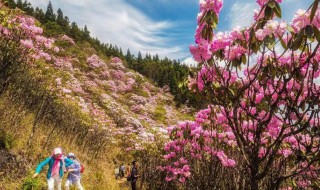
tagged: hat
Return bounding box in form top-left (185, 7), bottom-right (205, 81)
top-left (53, 148), bottom-right (62, 155)
top-left (67, 152), bottom-right (76, 158)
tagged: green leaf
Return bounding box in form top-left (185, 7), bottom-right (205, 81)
top-left (212, 12), bottom-right (219, 24)
top-left (310, 0), bottom-right (319, 22)
top-left (305, 25), bottom-right (314, 38)
top-left (313, 25), bottom-right (320, 42)
top-left (241, 55), bottom-right (247, 65)
top-left (291, 31), bottom-right (304, 51)
top-left (267, 1), bottom-right (276, 8)
top-left (274, 2), bottom-right (282, 18)
top-left (278, 34), bottom-right (287, 49)
top-left (264, 6), bottom-right (273, 18)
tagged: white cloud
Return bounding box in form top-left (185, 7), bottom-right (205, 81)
top-left (226, 2), bottom-right (257, 29)
top-left (27, 0), bottom-right (188, 59)
top-left (182, 56), bottom-right (197, 67)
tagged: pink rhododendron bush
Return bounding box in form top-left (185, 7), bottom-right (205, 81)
top-left (161, 0), bottom-right (320, 189)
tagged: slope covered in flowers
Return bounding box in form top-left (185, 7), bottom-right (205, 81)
top-left (0, 4), bottom-right (191, 189)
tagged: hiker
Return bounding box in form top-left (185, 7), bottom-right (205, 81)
top-left (125, 163), bottom-right (131, 181)
top-left (119, 163), bottom-right (125, 178)
top-left (65, 153), bottom-right (84, 190)
top-left (33, 147), bottom-right (73, 190)
top-left (130, 161), bottom-right (140, 190)
top-left (115, 165), bottom-right (120, 180)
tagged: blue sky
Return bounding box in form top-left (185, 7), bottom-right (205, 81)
top-left (27, 0), bottom-right (313, 64)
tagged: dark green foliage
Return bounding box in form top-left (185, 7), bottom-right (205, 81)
top-left (45, 1), bottom-right (55, 22)
top-left (34, 7), bottom-right (45, 23)
top-left (4, 0), bottom-right (16, 9)
top-left (56, 8), bottom-right (63, 25)
top-left (83, 25), bottom-right (90, 39)
top-left (16, 0), bottom-right (23, 8)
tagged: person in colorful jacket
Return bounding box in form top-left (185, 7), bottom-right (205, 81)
top-left (65, 152), bottom-right (84, 190)
top-left (33, 147), bottom-right (73, 190)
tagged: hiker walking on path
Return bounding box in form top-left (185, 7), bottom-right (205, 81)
top-left (119, 163), bottom-right (125, 178)
top-left (125, 163), bottom-right (131, 178)
top-left (130, 161), bottom-right (139, 190)
top-left (33, 147), bottom-right (73, 190)
top-left (115, 164), bottom-right (120, 180)
top-left (65, 153), bottom-right (84, 190)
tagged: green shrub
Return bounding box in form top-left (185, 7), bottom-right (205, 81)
top-left (22, 176), bottom-right (46, 190)
top-left (153, 105), bottom-right (166, 123)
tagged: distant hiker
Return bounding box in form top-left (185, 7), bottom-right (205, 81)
top-left (130, 161), bottom-right (140, 190)
top-left (115, 165), bottom-right (120, 180)
top-left (119, 163), bottom-right (125, 178)
top-left (33, 147), bottom-right (73, 190)
top-left (65, 153), bottom-right (84, 190)
top-left (126, 163), bottom-right (131, 181)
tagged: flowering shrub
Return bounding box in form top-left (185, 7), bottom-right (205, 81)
top-left (87, 54), bottom-right (106, 68)
top-left (161, 0), bottom-right (320, 189)
top-left (60, 34), bottom-right (75, 45)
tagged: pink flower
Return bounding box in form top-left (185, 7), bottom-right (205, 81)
top-left (200, 0), bottom-right (223, 15)
top-left (224, 44), bottom-right (246, 61)
top-left (183, 171), bottom-right (191, 178)
top-left (20, 39), bottom-right (33, 49)
top-left (255, 92), bottom-right (264, 104)
top-left (182, 165), bottom-right (190, 172)
top-left (179, 177), bottom-right (186, 183)
top-left (255, 29), bottom-right (264, 41)
top-left (190, 38), bottom-right (212, 62)
top-left (291, 9), bottom-right (310, 33)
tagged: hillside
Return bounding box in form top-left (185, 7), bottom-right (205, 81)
top-left (0, 3), bottom-right (192, 189)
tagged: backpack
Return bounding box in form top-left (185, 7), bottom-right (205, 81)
top-left (80, 163), bottom-right (85, 173)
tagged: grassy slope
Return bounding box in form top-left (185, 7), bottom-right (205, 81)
top-left (0, 4), bottom-right (192, 190)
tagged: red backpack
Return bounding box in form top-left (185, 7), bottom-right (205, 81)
top-left (80, 163), bottom-right (85, 173)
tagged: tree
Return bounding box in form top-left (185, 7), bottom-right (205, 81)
top-left (15, 0), bottom-right (23, 9)
top-left (5, 0), bottom-right (16, 9)
top-left (83, 25), bottom-right (90, 39)
top-left (56, 8), bottom-right (64, 25)
top-left (34, 7), bottom-right (45, 23)
top-left (44, 1), bottom-right (56, 22)
top-left (137, 51), bottom-right (142, 62)
top-left (161, 0), bottom-right (320, 189)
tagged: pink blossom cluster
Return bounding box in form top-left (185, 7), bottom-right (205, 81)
top-left (87, 54), bottom-right (106, 68)
top-left (111, 57), bottom-right (122, 63)
top-left (199, 0), bottom-right (223, 16)
top-left (190, 38), bottom-right (212, 62)
top-left (60, 34), bottom-right (75, 45)
top-left (161, 108), bottom-right (238, 183)
top-left (110, 69), bottom-right (125, 80)
top-left (255, 20), bottom-right (287, 41)
top-left (291, 9), bottom-right (320, 33)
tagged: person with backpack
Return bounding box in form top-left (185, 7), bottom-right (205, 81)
top-left (130, 161), bottom-right (140, 190)
top-left (126, 163), bottom-right (131, 181)
top-left (33, 147), bottom-right (73, 190)
top-left (119, 163), bottom-right (125, 178)
top-left (65, 153), bottom-right (84, 190)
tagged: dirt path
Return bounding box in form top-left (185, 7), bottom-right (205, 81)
top-left (116, 177), bottom-right (131, 189)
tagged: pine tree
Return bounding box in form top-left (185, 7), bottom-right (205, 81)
top-left (126, 49), bottom-right (132, 63)
top-left (5, 0), bottom-right (16, 9)
top-left (137, 51), bottom-right (142, 62)
top-left (83, 25), bottom-right (90, 39)
top-left (153, 54), bottom-right (160, 62)
top-left (45, 1), bottom-right (56, 22)
top-left (16, 0), bottom-right (23, 8)
top-left (34, 7), bottom-right (45, 23)
top-left (119, 48), bottom-right (123, 56)
top-left (56, 8), bottom-right (64, 25)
